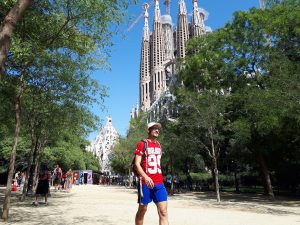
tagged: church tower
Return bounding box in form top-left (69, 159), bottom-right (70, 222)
top-left (176, 0), bottom-right (189, 58)
top-left (190, 0), bottom-right (206, 37)
top-left (140, 3), bottom-right (151, 111)
top-left (151, 0), bottom-right (165, 102)
top-left (161, 0), bottom-right (174, 63)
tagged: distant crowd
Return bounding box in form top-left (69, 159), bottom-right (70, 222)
top-left (13, 165), bottom-right (74, 193)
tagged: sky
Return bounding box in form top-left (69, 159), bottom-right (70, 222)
top-left (89, 0), bottom-right (260, 140)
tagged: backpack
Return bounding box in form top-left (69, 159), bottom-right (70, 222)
top-left (54, 169), bottom-right (61, 180)
top-left (131, 139), bottom-right (148, 177)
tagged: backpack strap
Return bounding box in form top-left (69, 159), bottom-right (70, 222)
top-left (138, 139), bottom-right (148, 199)
top-left (143, 139), bottom-right (148, 173)
top-left (156, 140), bottom-right (163, 154)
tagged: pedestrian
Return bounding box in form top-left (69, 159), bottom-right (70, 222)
top-left (53, 165), bottom-right (62, 191)
top-left (33, 165), bottom-right (51, 206)
top-left (187, 172), bottom-right (193, 191)
top-left (173, 175), bottom-right (179, 193)
top-left (17, 171), bottom-right (22, 188)
top-left (19, 171), bottom-right (26, 191)
top-left (134, 122), bottom-right (169, 225)
top-left (165, 171), bottom-right (172, 193)
top-left (65, 169), bottom-right (73, 191)
top-left (14, 171), bottom-right (19, 187)
top-left (61, 171), bottom-right (66, 190)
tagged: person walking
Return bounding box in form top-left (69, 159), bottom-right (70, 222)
top-left (65, 169), bottom-right (73, 191)
top-left (33, 165), bottom-right (51, 206)
top-left (134, 122), bottom-right (169, 225)
top-left (53, 165), bottom-right (62, 191)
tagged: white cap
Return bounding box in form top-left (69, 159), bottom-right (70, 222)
top-left (147, 122), bottom-right (162, 129)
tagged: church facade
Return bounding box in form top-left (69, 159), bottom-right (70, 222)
top-left (87, 117), bottom-right (119, 175)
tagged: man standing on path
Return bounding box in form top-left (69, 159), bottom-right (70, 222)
top-left (53, 165), bottom-right (62, 191)
top-left (134, 122), bottom-right (169, 225)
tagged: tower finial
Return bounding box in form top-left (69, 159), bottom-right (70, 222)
top-left (164, 0), bottom-right (171, 15)
top-left (144, 2), bottom-right (149, 9)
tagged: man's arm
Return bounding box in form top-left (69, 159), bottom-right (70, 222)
top-left (135, 155), bottom-right (154, 189)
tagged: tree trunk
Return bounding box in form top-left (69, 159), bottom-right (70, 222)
top-left (257, 153), bottom-right (274, 199)
top-left (26, 136), bottom-right (40, 196)
top-left (210, 128), bottom-right (221, 202)
top-left (20, 146), bottom-right (35, 201)
top-left (128, 168), bottom-right (131, 187)
top-left (2, 73), bottom-right (25, 221)
top-left (20, 119), bottom-right (36, 201)
top-left (211, 156), bottom-right (221, 202)
top-left (234, 170), bottom-right (240, 193)
top-left (33, 160), bottom-right (41, 192)
top-left (169, 157), bottom-right (174, 195)
top-left (32, 137), bottom-right (46, 192)
top-left (0, 0), bottom-right (32, 79)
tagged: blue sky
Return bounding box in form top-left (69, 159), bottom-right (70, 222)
top-left (89, 0), bottom-right (260, 140)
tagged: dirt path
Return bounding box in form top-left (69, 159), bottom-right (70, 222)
top-left (1, 185), bottom-right (300, 225)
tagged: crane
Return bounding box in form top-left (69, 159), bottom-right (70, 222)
top-left (126, 1), bottom-right (155, 32)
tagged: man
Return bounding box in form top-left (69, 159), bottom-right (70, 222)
top-left (166, 171), bottom-right (172, 193)
top-left (53, 165), bottom-right (62, 191)
top-left (134, 122), bottom-right (169, 225)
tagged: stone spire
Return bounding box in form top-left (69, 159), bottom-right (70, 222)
top-left (190, 0), bottom-right (206, 37)
top-left (154, 0), bottom-right (161, 22)
top-left (161, 9), bottom-right (174, 63)
top-left (176, 0), bottom-right (189, 58)
top-left (140, 3), bottom-right (151, 111)
top-left (142, 3), bottom-right (150, 41)
top-left (151, 0), bottom-right (165, 102)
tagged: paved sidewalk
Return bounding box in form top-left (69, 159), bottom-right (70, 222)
top-left (1, 185), bottom-right (300, 225)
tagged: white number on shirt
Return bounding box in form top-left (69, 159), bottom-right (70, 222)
top-left (147, 155), bottom-right (161, 174)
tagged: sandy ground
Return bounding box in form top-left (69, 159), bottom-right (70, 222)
top-left (0, 185), bottom-right (299, 225)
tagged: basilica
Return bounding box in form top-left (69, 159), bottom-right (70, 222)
top-left (131, 0), bottom-right (210, 121)
top-left (87, 117), bottom-right (119, 175)
top-left (88, 1), bottom-right (211, 175)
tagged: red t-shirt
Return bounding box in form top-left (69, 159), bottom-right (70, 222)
top-left (134, 139), bottom-right (164, 185)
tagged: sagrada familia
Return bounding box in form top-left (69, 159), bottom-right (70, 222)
top-left (87, 117), bottom-right (119, 175)
top-left (88, 0), bottom-right (211, 175)
top-left (131, 0), bottom-right (211, 121)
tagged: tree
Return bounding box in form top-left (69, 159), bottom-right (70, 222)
top-left (226, 0), bottom-right (299, 198)
top-left (173, 0), bottom-right (300, 200)
top-left (1, 0), bottom-right (138, 220)
top-left (0, 0), bottom-right (32, 79)
top-left (172, 28), bottom-right (237, 201)
top-left (111, 114), bottom-right (147, 176)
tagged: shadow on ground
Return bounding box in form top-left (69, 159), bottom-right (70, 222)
top-left (0, 185), bottom-right (299, 224)
top-left (0, 187), bottom-right (99, 224)
top-left (169, 191), bottom-right (300, 215)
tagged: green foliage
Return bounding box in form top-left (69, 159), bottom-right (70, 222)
top-left (170, 0), bottom-right (300, 192)
top-left (41, 136), bottom-right (101, 172)
top-left (0, 0), bottom-right (138, 175)
top-left (111, 113), bottom-right (147, 175)
top-left (0, 136), bottom-right (31, 173)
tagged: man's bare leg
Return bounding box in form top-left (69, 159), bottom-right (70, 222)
top-left (135, 204), bottom-right (148, 225)
top-left (156, 201), bottom-right (169, 225)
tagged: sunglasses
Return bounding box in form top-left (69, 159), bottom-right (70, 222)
top-left (152, 128), bottom-right (160, 131)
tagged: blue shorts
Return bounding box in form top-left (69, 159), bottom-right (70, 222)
top-left (138, 184), bottom-right (168, 205)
